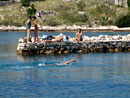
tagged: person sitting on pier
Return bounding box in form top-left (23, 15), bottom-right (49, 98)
top-left (76, 29), bottom-right (83, 41)
top-left (70, 29), bottom-right (83, 42)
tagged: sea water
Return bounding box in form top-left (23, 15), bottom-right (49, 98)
top-left (0, 31), bottom-right (130, 98)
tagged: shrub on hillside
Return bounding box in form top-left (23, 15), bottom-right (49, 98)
top-left (21, 0), bottom-right (30, 7)
top-left (0, 20), bottom-right (23, 27)
top-left (59, 11), bottom-right (88, 25)
top-left (26, 8), bottom-right (32, 15)
top-left (76, 0), bottom-right (86, 11)
top-left (45, 16), bottom-right (62, 26)
top-left (26, 4), bottom-right (37, 16)
top-left (74, 14), bottom-right (88, 23)
top-left (127, 0), bottom-right (130, 8)
top-left (115, 14), bottom-right (130, 28)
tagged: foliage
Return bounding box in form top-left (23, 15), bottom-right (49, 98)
top-left (45, 16), bottom-right (62, 26)
top-left (88, 4), bottom-right (116, 26)
top-left (55, 3), bottom-right (88, 25)
top-left (55, 2), bottom-right (75, 12)
top-left (76, 0), bottom-right (86, 11)
top-left (59, 10), bottom-right (88, 25)
top-left (0, 20), bottom-right (23, 27)
top-left (115, 13), bottom-right (130, 27)
top-left (0, 0), bottom-right (128, 26)
top-left (100, 20), bottom-right (113, 26)
top-left (21, 0), bottom-right (30, 7)
top-left (127, 0), bottom-right (130, 8)
top-left (26, 4), bottom-right (37, 16)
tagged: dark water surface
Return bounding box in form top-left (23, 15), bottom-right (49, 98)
top-left (0, 31), bottom-right (130, 98)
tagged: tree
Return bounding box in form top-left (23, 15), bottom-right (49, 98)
top-left (115, 14), bottom-right (130, 27)
top-left (127, 0), bottom-right (130, 7)
top-left (26, 4), bottom-right (37, 16)
top-left (21, 0), bottom-right (30, 7)
top-left (31, 4), bottom-right (37, 14)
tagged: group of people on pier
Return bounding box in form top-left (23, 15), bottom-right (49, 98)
top-left (26, 16), bottom-right (83, 43)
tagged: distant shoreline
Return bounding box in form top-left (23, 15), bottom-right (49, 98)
top-left (1, 26), bottom-right (130, 32)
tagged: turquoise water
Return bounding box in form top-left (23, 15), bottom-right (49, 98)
top-left (0, 31), bottom-right (130, 98)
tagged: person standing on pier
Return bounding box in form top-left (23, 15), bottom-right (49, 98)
top-left (25, 16), bottom-right (32, 42)
top-left (32, 16), bottom-right (39, 42)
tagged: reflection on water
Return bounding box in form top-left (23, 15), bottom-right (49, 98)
top-left (0, 32), bottom-right (130, 98)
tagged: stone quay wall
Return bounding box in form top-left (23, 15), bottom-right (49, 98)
top-left (1, 26), bottom-right (130, 32)
top-left (17, 39), bottom-right (130, 56)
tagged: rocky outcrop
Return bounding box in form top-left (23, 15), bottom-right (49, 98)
top-left (16, 35), bottom-right (130, 55)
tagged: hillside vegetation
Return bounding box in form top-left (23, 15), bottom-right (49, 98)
top-left (0, 0), bottom-right (128, 27)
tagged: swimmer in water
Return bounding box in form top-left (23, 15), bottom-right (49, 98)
top-left (56, 60), bottom-right (76, 65)
top-left (38, 60), bottom-right (76, 66)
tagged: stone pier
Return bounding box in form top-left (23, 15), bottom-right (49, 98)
top-left (16, 37), bottom-right (130, 56)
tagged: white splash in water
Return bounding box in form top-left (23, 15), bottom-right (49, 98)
top-left (38, 63), bottom-right (46, 66)
top-left (11, 66), bottom-right (33, 69)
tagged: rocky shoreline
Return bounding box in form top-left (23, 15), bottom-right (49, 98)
top-left (1, 25), bottom-right (130, 32)
top-left (17, 34), bottom-right (130, 55)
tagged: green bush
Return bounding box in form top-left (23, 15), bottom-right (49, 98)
top-left (101, 20), bottom-right (113, 26)
top-left (45, 16), bottom-right (62, 26)
top-left (127, 0), bottom-right (130, 8)
top-left (0, 20), bottom-right (9, 26)
top-left (0, 20), bottom-right (23, 27)
top-left (74, 14), bottom-right (88, 23)
top-left (26, 4), bottom-right (37, 16)
top-left (31, 4), bottom-right (37, 14)
top-left (21, 0), bottom-right (30, 7)
top-left (26, 8), bottom-right (32, 15)
top-left (115, 14), bottom-right (130, 27)
top-left (76, 0), bottom-right (86, 11)
top-left (59, 11), bottom-right (88, 25)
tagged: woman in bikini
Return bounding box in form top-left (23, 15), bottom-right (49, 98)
top-left (32, 16), bottom-right (39, 42)
top-left (25, 16), bottom-right (32, 42)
